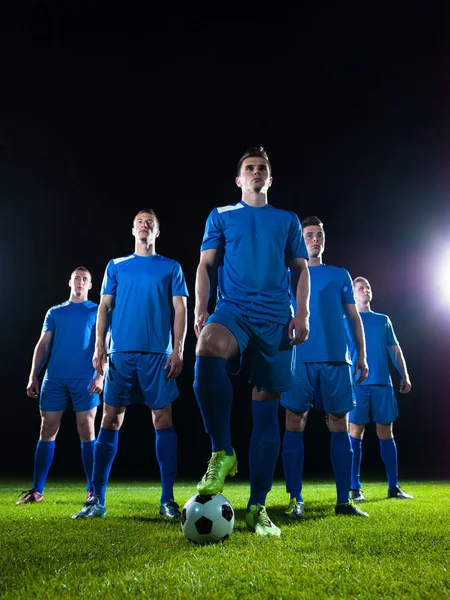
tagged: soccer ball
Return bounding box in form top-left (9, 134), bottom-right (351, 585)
top-left (181, 493), bottom-right (235, 544)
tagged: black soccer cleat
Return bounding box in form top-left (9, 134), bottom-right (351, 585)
top-left (351, 488), bottom-right (365, 502)
top-left (160, 500), bottom-right (182, 519)
top-left (335, 501), bottom-right (369, 517)
top-left (388, 486), bottom-right (414, 500)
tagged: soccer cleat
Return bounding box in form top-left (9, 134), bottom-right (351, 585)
top-left (246, 504), bottom-right (281, 537)
top-left (351, 488), bottom-right (365, 502)
top-left (197, 449), bottom-right (238, 495)
top-left (388, 486), bottom-right (414, 500)
top-left (16, 488), bottom-right (43, 505)
top-left (72, 496), bottom-right (106, 519)
top-left (159, 500), bottom-right (181, 519)
top-left (86, 490), bottom-right (94, 502)
top-left (285, 498), bottom-right (305, 519)
top-left (335, 501), bottom-right (369, 517)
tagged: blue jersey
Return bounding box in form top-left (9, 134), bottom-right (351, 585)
top-left (346, 311), bottom-right (399, 386)
top-left (294, 264), bottom-right (355, 364)
top-left (201, 201), bottom-right (307, 323)
top-left (101, 253), bottom-right (188, 355)
top-left (43, 300), bottom-right (98, 379)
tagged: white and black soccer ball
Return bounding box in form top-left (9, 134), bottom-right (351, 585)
top-left (181, 493), bottom-right (235, 545)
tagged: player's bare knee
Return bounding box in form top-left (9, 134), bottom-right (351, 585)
top-left (376, 422), bottom-right (393, 440)
top-left (327, 412), bottom-right (348, 432)
top-left (152, 405), bottom-right (173, 429)
top-left (286, 408), bottom-right (307, 432)
top-left (349, 423), bottom-right (365, 439)
top-left (196, 323), bottom-right (238, 358)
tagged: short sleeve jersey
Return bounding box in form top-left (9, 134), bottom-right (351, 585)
top-left (43, 300), bottom-right (98, 379)
top-left (346, 311), bottom-right (399, 386)
top-left (201, 201), bottom-right (308, 323)
top-left (101, 253), bottom-right (189, 354)
top-left (295, 264), bottom-right (355, 363)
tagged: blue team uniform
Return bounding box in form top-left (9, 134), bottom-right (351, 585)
top-left (40, 300), bottom-right (100, 412)
top-left (201, 201), bottom-right (308, 392)
top-left (281, 264), bottom-right (356, 414)
top-left (101, 253), bottom-right (189, 409)
top-left (347, 311), bottom-right (399, 425)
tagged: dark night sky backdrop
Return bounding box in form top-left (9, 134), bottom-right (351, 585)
top-left (1, 5), bottom-right (449, 482)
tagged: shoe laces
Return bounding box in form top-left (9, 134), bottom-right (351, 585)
top-left (254, 504), bottom-right (272, 527)
top-left (204, 453), bottom-right (224, 480)
top-left (17, 488), bottom-right (36, 499)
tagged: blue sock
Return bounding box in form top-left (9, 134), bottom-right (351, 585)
top-left (380, 437), bottom-right (398, 490)
top-left (155, 426), bottom-right (177, 504)
top-left (81, 440), bottom-right (95, 493)
top-left (350, 436), bottom-right (362, 490)
top-left (282, 430), bottom-right (304, 502)
top-left (92, 428), bottom-right (119, 506)
top-left (193, 356), bottom-right (233, 454)
top-left (33, 440), bottom-right (55, 494)
top-left (247, 400), bottom-right (280, 509)
top-left (330, 431), bottom-right (353, 505)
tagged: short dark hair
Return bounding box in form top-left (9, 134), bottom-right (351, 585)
top-left (301, 216), bottom-right (323, 229)
top-left (71, 266), bottom-right (91, 278)
top-left (236, 146), bottom-right (272, 177)
top-left (353, 276), bottom-right (370, 286)
top-left (133, 208), bottom-right (159, 229)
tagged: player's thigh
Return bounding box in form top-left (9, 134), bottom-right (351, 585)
top-left (137, 353), bottom-right (179, 410)
top-left (250, 319), bottom-right (293, 394)
top-left (40, 409), bottom-right (64, 431)
top-left (371, 386), bottom-right (398, 425)
top-left (40, 377), bottom-right (70, 412)
top-left (198, 304), bottom-right (250, 359)
top-left (319, 363), bottom-right (355, 416)
top-left (104, 352), bottom-right (138, 408)
top-left (68, 378), bottom-right (101, 413)
top-left (280, 362), bottom-right (317, 413)
top-left (349, 384), bottom-right (372, 426)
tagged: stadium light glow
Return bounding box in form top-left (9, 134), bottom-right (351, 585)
top-left (436, 247), bottom-right (450, 306)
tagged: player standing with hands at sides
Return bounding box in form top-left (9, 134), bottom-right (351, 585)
top-left (193, 147), bottom-right (310, 537)
top-left (281, 216), bottom-right (370, 518)
top-left (17, 267), bottom-right (103, 505)
top-left (348, 277), bottom-right (413, 502)
top-left (72, 209), bottom-right (188, 520)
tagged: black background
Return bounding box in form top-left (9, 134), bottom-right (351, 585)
top-left (1, 5), bottom-right (449, 483)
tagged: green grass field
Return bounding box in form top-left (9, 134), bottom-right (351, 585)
top-left (1, 479), bottom-right (449, 599)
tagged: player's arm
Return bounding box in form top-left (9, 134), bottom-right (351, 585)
top-left (165, 295), bottom-right (188, 380)
top-left (26, 331), bottom-right (53, 398)
top-left (344, 304), bottom-right (369, 384)
top-left (389, 344), bottom-right (412, 394)
top-left (194, 248), bottom-right (220, 338)
top-left (288, 257), bottom-right (310, 345)
top-left (93, 294), bottom-right (114, 376)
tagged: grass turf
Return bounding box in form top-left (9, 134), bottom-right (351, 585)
top-left (1, 480), bottom-right (449, 599)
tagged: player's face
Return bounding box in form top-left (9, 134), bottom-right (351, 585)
top-left (354, 280), bottom-right (372, 304)
top-left (303, 225), bottom-right (325, 259)
top-left (132, 213), bottom-right (160, 243)
top-left (235, 157), bottom-right (272, 194)
top-left (69, 271), bottom-right (92, 297)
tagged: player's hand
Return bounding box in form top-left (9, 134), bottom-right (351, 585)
top-left (165, 351), bottom-right (184, 380)
top-left (89, 374), bottom-right (104, 394)
top-left (93, 345), bottom-right (107, 375)
top-left (399, 377), bottom-right (412, 394)
top-left (289, 314), bottom-right (309, 346)
top-left (26, 376), bottom-right (40, 399)
top-left (354, 356), bottom-right (369, 384)
top-left (194, 308), bottom-right (210, 338)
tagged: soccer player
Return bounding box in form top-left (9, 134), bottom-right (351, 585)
top-left (193, 147), bottom-right (310, 537)
top-left (281, 216), bottom-right (370, 518)
top-left (348, 277), bottom-right (413, 501)
top-left (17, 267), bottom-right (103, 505)
top-left (72, 209), bottom-right (188, 519)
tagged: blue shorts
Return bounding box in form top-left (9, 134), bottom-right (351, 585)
top-left (207, 303), bottom-right (293, 393)
top-left (280, 362), bottom-right (355, 415)
top-left (349, 384), bottom-right (398, 425)
top-left (40, 376), bottom-right (101, 413)
top-left (104, 352), bottom-right (178, 410)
